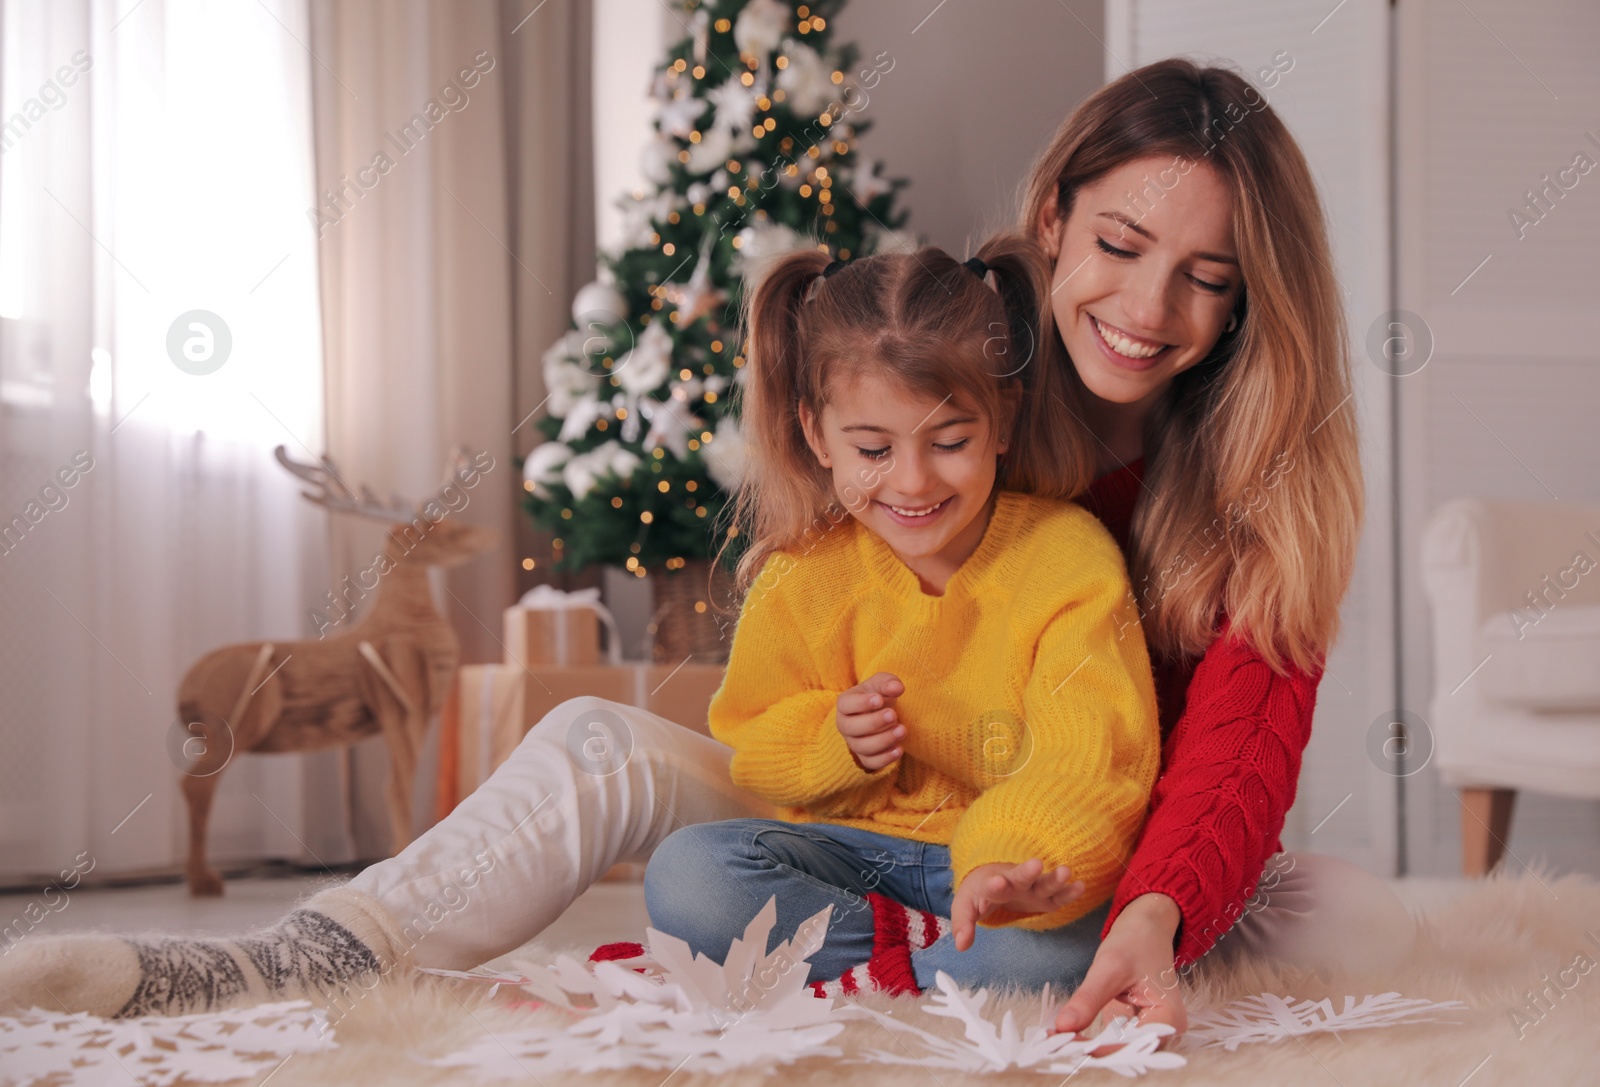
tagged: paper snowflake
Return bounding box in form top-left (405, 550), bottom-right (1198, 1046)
top-left (855, 971), bottom-right (1186, 1076)
top-left (1183, 991), bottom-right (1468, 1051)
top-left (0, 1000), bottom-right (335, 1087)
top-left (426, 897), bottom-right (849, 1075)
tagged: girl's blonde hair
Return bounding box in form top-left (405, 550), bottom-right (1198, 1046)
top-left (1019, 58), bottom-right (1363, 675)
top-left (724, 232), bottom-right (1095, 593)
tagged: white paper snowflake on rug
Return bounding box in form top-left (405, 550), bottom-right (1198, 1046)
top-left (855, 971), bottom-right (1185, 1076)
top-left (1182, 991), bottom-right (1468, 1051)
top-left (0, 999), bottom-right (336, 1087)
top-left (426, 896), bottom-right (848, 1075)
top-left (418, 895), bottom-right (1474, 1077)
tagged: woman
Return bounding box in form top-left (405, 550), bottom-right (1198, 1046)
top-left (3, 59), bottom-right (1414, 1037)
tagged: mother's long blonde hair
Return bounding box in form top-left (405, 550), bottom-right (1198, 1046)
top-left (1020, 58), bottom-right (1363, 676)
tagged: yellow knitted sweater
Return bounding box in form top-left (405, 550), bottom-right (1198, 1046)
top-left (707, 490), bottom-right (1161, 930)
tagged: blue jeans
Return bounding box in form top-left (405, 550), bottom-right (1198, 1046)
top-left (643, 818), bottom-right (1108, 993)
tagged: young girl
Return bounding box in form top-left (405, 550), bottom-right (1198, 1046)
top-left (641, 234), bottom-right (1161, 990)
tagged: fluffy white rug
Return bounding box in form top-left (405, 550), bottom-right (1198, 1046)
top-left (49, 869), bottom-right (1600, 1085)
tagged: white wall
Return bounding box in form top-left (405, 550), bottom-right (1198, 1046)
top-left (593, 0), bottom-right (677, 253)
top-left (1396, 0), bottom-right (1600, 878)
top-left (820, 0), bottom-right (1107, 248)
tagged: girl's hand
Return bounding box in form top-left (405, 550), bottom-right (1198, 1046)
top-left (950, 858), bottom-right (1084, 950)
top-left (1052, 892), bottom-right (1187, 1048)
top-left (836, 672), bottom-right (906, 771)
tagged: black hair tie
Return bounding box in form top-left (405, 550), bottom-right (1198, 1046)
top-left (822, 258), bottom-right (848, 278)
top-left (963, 256), bottom-right (989, 279)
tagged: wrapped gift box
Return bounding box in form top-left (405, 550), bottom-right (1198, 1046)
top-left (502, 585), bottom-right (614, 669)
top-left (450, 662), bottom-right (726, 806)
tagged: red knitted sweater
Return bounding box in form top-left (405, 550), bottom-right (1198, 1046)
top-left (1080, 458), bottom-right (1322, 967)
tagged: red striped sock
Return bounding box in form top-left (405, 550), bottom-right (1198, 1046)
top-left (809, 893), bottom-right (951, 1000)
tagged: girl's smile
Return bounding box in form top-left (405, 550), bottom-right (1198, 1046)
top-left (877, 494), bottom-right (953, 526)
top-left (799, 370), bottom-right (1016, 595)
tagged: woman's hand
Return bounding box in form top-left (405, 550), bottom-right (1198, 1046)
top-left (1053, 892), bottom-right (1187, 1045)
top-left (950, 859), bottom-right (1084, 950)
top-left (835, 672), bottom-right (906, 771)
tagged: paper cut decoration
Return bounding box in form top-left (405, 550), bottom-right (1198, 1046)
top-left (1183, 992), bottom-right (1468, 1051)
top-left (855, 971), bottom-right (1186, 1076)
top-left (0, 1000), bottom-right (335, 1087)
top-left (416, 898), bottom-right (1463, 1077)
top-left (426, 897), bottom-right (850, 1074)
top-left (416, 965), bottom-right (534, 999)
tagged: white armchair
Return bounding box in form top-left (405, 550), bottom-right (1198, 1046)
top-left (1420, 498), bottom-right (1600, 876)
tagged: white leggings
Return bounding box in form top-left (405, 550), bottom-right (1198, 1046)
top-left (348, 697), bottom-right (1415, 975)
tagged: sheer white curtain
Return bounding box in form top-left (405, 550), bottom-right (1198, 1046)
top-left (0, 0), bottom-right (353, 881)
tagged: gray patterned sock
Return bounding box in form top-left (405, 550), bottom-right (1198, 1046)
top-left (0, 886), bottom-right (408, 1018)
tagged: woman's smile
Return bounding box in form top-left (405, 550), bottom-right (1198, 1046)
top-left (1089, 314), bottom-right (1176, 372)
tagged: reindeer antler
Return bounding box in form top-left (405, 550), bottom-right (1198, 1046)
top-left (441, 444), bottom-right (474, 487)
top-left (274, 445), bottom-right (417, 521)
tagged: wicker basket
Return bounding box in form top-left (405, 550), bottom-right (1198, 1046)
top-left (646, 558), bottom-right (735, 664)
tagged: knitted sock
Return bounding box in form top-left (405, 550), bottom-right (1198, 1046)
top-left (809, 893), bottom-right (951, 999)
top-left (0, 885), bottom-right (409, 1019)
top-left (589, 941), bottom-right (647, 965)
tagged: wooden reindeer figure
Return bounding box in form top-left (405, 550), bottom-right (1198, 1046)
top-left (175, 447), bottom-right (498, 896)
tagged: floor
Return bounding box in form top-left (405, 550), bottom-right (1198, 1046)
top-left (0, 872), bottom-right (1470, 957)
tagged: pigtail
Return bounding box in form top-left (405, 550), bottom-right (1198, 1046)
top-left (721, 247), bottom-right (835, 592)
top-left (971, 232), bottom-right (1097, 501)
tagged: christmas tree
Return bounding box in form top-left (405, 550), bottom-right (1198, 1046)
top-left (521, 0), bottom-right (911, 580)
